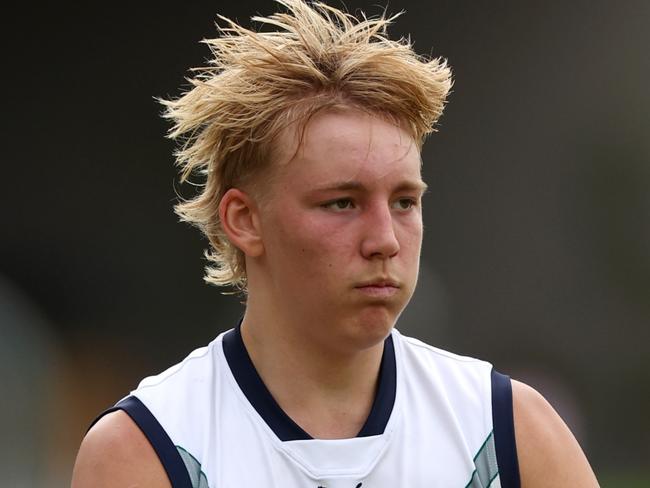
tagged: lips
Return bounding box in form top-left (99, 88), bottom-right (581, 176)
top-left (355, 278), bottom-right (400, 288)
top-left (355, 279), bottom-right (401, 298)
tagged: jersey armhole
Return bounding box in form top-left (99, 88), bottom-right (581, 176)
top-left (491, 369), bottom-right (521, 488)
top-left (88, 396), bottom-right (192, 488)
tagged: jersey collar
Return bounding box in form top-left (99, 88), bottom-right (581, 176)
top-left (222, 323), bottom-right (396, 441)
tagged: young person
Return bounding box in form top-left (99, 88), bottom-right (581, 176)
top-left (72, 1), bottom-right (599, 486)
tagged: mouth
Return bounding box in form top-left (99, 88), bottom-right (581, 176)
top-left (354, 279), bottom-right (401, 298)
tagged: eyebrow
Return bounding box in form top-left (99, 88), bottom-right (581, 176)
top-left (311, 180), bottom-right (429, 194)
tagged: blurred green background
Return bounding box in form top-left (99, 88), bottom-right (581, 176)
top-left (2, 1), bottom-right (648, 486)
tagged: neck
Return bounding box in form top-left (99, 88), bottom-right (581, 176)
top-left (240, 303), bottom-right (386, 439)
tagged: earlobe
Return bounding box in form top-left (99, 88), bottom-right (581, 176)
top-left (219, 188), bottom-right (264, 257)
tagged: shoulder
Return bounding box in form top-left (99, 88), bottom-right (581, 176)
top-left (394, 331), bottom-right (495, 443)
top-left (137, 340), bottom-right (218, 392)
top-left (511, 380), bottom-right (600, 487)
top-left (395, 331), bottom-right (493, 398)
top-left (71, 410), bottom-right (170, 488)
top-left (395, 330), bottom-right (490, 367)
top-left (71, 336), bottom-right (227, 488)
top-left (132, 336), bottom-right (224, 421)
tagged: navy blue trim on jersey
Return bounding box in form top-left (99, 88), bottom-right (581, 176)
top-left (357, 333), bottom-right (396, 437)
top-left (222, 324), bottom-right (396, 441)
top-left (88, 396), bottom-right (192, 488)
top-left (222, 325), bottom-right (311, 441)
top-left (491, 369), bottom-right (521, 488)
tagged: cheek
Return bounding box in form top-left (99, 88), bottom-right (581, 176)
top-left (270, 211), bottom-right (354, 272)
top-left (398, 218), bottom-right (423, 255)
top-left (296, 221), bottom-right (356, 269)
top-left (274, 201), bottom-right (352, 247)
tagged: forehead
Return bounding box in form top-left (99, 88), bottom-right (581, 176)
top-left (272, 108), bottom-right (422, 187)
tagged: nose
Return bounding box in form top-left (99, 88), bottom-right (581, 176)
top-left (360, 203), bottom-right (400, 259)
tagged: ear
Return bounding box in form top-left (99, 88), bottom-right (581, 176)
top-left (219, 188), bottom-right (264, 258)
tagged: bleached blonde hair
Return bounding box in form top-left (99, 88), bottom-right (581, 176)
top-left (161, 0), bottom-right (452, 292)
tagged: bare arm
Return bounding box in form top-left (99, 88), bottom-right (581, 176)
top-left (71, 410), bottom-right (171, 488)
top-left (512, 380), bottom-right (599, 487)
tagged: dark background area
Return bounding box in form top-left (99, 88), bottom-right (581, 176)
top-left (2, 1), bottom-right (649, 485)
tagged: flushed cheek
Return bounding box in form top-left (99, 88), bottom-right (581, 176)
top-left (274, 219), bottom-right (352, 272)
top-left (299, 236), bottom-right (356, 278)
top-left (284, 212), bottom-right (357, 251)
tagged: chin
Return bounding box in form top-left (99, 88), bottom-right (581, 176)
top-left (345, 307), bottom-right (397, 350)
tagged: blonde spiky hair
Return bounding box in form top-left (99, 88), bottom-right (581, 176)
top-left (161, 0), bottom-right (452, 292)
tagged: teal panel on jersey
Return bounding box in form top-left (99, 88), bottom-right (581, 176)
top-left (177, 445), bottom-right (209, 488)
top-left (465, 431), bottom-right (500, 488)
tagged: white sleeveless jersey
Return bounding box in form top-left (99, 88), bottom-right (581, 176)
top-left (92, 326), bottom-right (519, 488)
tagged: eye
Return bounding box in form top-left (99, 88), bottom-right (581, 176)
top-left (322, 198), bottom-right (355, 211)
top-left (392, 197), bottom-right (418, 210)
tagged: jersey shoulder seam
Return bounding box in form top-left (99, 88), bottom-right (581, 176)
top-left (136, 333), bottom-right (225, 391)
top-left (400, 335), bottom-right (488, 364)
